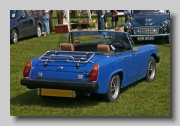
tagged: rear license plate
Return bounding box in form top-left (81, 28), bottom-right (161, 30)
top-left (41, 88), bottom-right (74, 98)
top-left (137, 37), bottom-right (154, 41)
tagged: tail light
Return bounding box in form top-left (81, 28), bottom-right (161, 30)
top-left (90, 64), bottom-right (99, 81)
top-left (23, 61), bottom-right (32, 77)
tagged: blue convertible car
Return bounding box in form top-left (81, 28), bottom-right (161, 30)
top-left (20, 30), bottom-right (160, 102)
top-left (124, 10), bottom-right (170, 44)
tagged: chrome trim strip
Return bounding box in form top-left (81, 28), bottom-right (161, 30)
top-left (130, 33), bottom-right (170, 37)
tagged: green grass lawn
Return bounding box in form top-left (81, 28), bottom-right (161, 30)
top-left (10, 11), bottom-right (170, 116)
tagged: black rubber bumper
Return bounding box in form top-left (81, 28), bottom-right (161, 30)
top-left (20, 78), bottom-right (99, 91)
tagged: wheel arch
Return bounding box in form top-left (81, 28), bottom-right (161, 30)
top-left (98, 69), bottom-right (124, 94)
top-left (102, 70), bottom-right (123, 102)
top-left (151, 53), bottom-right (159, 63)
top-left (109, 70), bottom-right (124, 88)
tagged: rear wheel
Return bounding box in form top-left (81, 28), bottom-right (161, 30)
top-left (10, 29), bottom-right (18, 44)
top-left (103, 74), bottom-right (120, 102)
top-left (145, 56), bottom-right (156, 82)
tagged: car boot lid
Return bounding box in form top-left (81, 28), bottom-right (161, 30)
top-left (36, 50), bottom-right (99, 72)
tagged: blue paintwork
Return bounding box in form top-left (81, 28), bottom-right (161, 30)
top-left (23, 31), bottom-right (160, 94)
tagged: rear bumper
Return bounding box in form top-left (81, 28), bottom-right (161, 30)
top-left (20, 78), bottom-right (99, 91)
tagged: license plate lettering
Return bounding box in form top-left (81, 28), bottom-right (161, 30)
top-left (137, 37), bottom-right (154, 41)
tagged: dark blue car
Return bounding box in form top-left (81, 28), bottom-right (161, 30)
top-left (10, 10), bottom-right (44, 44)
top-left (124, 10), bottom-right (170, 44)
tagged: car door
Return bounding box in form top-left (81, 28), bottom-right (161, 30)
top-left (25, 10), bottom-right (36, 36)
top-left (123, 50), bottom-right (141, 79)
top-left (16, 10), bottom-right (29, 38)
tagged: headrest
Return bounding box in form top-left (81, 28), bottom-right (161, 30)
top-left (97, 44), bottom-right (110, 52)
top-left (61, 43), bottom-right (74, 51)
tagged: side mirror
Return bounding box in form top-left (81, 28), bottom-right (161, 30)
top-left (132, 47), bottom-right (139, 52)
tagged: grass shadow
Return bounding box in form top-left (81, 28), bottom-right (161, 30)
top-left (10, 89), bottom-right (102, 108)
top-left (11, 77), bottom-right (148, 109)
top-left (11, 79), bottom-right (144, 108)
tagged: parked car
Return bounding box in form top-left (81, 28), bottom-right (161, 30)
top-left (10, 10), bottom-right (44, 44)
top-left (123, 10), bottom-right (170, 44)
top-left (20, 30), bottom-right (160, 102)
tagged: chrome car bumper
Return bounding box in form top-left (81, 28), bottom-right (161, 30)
top-left (130, 33), bottom-right (170, 37)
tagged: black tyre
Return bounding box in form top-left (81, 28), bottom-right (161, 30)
top-left (165, 35), bottom-right (170, 44)
top-left (145, 56), bottom-right (156, 82)
top-left (103, 74), bottom-right (120, 102)
top-left (36, 25), bottom-right (42, 37)
top-left (10, 29), bottom-right (18, 44)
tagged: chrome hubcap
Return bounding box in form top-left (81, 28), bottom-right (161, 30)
top-left (148, 61), bottom-right (155, 79)
top-left (37, 27), bottom-right (41, 37)
top-left (13, 32), bottom-right (17, 43)
top-left (110, 76), bottom-right (120, 99)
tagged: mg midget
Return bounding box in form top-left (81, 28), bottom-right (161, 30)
top-left (20, 30), bottom-right (160, 102)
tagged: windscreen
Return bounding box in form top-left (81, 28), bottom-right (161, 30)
top-left (72, 31), bottom-right (129, 45)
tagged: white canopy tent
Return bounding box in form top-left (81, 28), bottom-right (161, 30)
top-left (64, 10), bottom-right (92, 32)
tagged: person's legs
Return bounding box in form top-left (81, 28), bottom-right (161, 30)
top-left (115, 16), bottom-right (118, 28)
top-left (97, 12), bottom-right (103, 30)
top-left (111, 16), bottom-right (115, 28)
top-left (125, 14), bottom-right (130, 23)
top-left (57, 11), bottom-right (60, 24)
top-left (42, 14), bottom-right (47, 35)
top-left (90, 10), bottom-right (93, 14)
top-left (46, 16), bottom-right (50, 35)
top-left (49, 10), bottom-right (54, 31)
top-left (42, 14), bottom-right (50, 35)
top-left (104, 13), bottom-right (108, 28)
